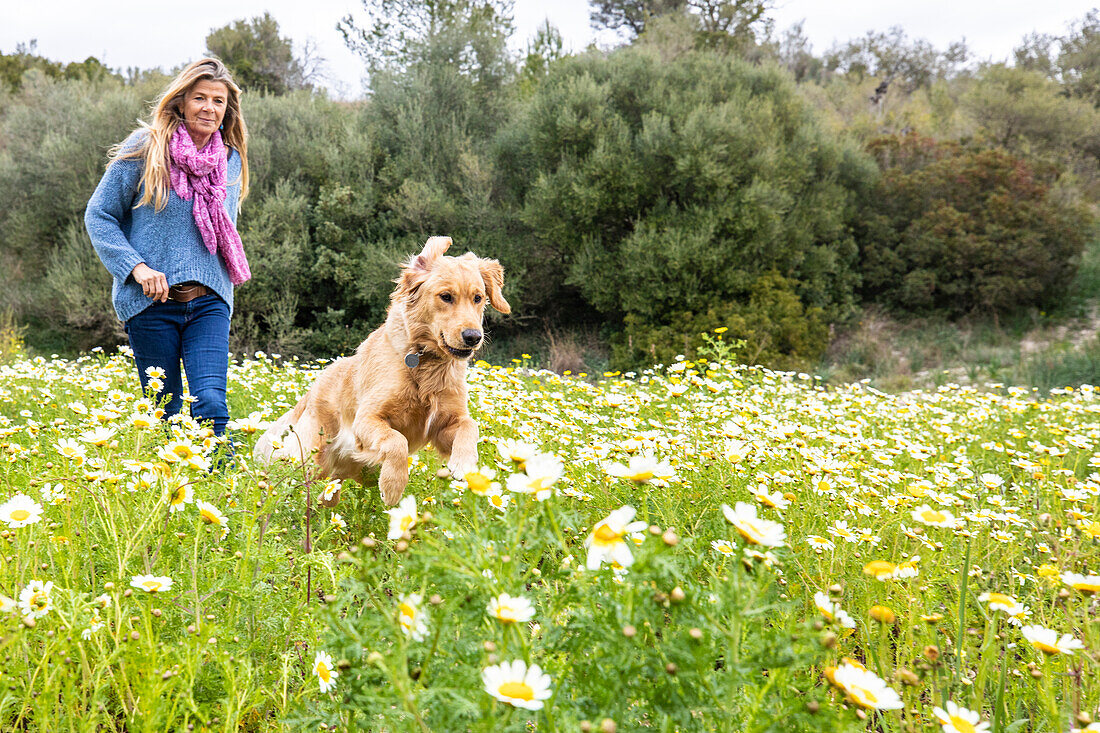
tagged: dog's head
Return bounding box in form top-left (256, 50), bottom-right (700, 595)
top-left (394, 236), bottom-right (511, 360)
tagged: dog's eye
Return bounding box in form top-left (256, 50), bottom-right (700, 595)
top-left (474, 294), bottom-right (482, 304)
top-left (439, 293), bottom-right (453, 303)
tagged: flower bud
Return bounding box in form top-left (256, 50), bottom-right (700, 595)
top-left (622, 625), bottom-right (637, 638)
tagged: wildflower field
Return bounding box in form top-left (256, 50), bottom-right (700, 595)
top-left (2, 335), bottom-right (1100, 732)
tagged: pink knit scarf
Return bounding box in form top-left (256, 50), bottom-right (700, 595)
top-left (168, 125), bottom-right (251, 285)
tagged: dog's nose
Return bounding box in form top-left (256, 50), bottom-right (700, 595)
top-left (461, 329), bottom-right (482, 347)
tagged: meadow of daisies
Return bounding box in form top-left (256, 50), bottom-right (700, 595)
top-left (1, 333), bottom-right (1099, 732)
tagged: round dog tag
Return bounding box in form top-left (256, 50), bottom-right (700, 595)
top-left (404, 352), bottom-right (420, 368)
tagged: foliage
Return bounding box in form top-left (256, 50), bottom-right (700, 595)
top-left (0, 309), bottom-right (26, 363)
top-left (856, 133), bottom-right (1094, 318)
top-left (962, 64), bottom-right (1100, 159)
top-left (611, 272), bottom-right (828, 369)
top-left (822, 26), bottom-right (969, 92)
top-left (205, 12), bottom-right (314, 95)
top-left (497, 46), bottom-right (872, 364)
top-left (0, 41), bottom-right (117, 93)
top-left (338, 0), bottom-right (514, 89)
top-left (589, 0), bottom-right (688, 38)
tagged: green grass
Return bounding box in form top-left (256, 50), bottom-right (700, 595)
top-left (0, 343), bottom-right (1098, 730)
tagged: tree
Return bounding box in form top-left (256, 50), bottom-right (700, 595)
top-left (589, 0), bottom-right (687, 38)
top-left (689, 0), bottom-right (772, 50)
top-left (590, 0), bottom-right (771, 48)
top-left (205, 13), bottom-right (314, 94)
top-left (518, 20), bottom-right (566, 92)
top-left (1059, 10), bottom-right (1100, 106)
top-left (856, 134), bottom-right (1092, 318)
top-left (495, 47), bottom-right (874, 364)
top-left (964, 64), bottom-right (1097, 157)
top-left (338, 0), bottom-right (514, 89)
top-left (0, 41), bottom-right (116, 92)
top-left (824, 27), bottom-right (969, 92)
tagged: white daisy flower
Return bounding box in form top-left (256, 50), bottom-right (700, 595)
top-left (487, 593), bottom-right (535, 624)
top-left (482, 659), bottom-right (552, 711)
top-left (0, 494), bottom-right (43, 528)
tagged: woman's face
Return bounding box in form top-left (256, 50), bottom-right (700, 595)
top-left (181, 79), bottom-right (229, 141)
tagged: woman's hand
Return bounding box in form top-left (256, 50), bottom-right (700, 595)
top-left (131, 263), bottom-right (169, 302)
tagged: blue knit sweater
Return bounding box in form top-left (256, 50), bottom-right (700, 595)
top-left (85, 131), bottom-right (242, 323)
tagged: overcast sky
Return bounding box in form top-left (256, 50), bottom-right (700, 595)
top-left (4, 0), bottom-right (1099, 98)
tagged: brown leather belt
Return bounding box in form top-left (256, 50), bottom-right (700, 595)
top-left (167, 283), bottom-right (210, 302)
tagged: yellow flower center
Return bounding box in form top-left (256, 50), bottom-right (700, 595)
top-left (31, 593), bottom-right (48, 609)
top-left (142, 580), bottom-right (162, 592)
top-left (950, 716), bottom-right (977, 733)
top-left (200, 509), bottom-right (220, 525)
top-left (849, 685), bottom-right (878, 707)
top-left (986, 593), bottom-right (1014, 606)
top-left (399, 515), bottom-right (415, 531)
top-left (466, 472), bottom-right (491, 494)
top-left (496, 605), bottom-right (515, 622)
top-left (1071, 582), bottom-right (1100, 594)
top-left (399, 603), bottom-right (416, 619)
top-left (10, 509), bottom-right (30, 521)
top-left (1033, 641), bottom-right (1061, 655)
top-left (498, 681), bottom-right (535, 701)
top-left (920, 509), bottom-right (946, 523)
top-left (629, 471), bottom-right (654, 482)
top-left (863, 560), bottom-right (896, 578)
top-left (593, 524), bottom-right (623, 544)
top-left (170, 487), bottom-right (186, 505)
top-left (490, 495), bottom-right (504, 507)
top-left (317, 663), bottom-right (331, 682)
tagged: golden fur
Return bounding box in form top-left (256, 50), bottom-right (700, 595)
top-left (253, 236), bottom-right (510, 505)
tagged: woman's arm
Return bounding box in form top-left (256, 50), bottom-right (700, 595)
top-left (84, 157), bottom-right (148, 285)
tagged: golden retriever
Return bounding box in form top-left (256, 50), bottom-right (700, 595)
top-left (253, 236), bottom-right (510, 506)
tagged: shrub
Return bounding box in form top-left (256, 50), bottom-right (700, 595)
top-left (495, 45), bottom-right (874, 366)
top-left (611, 271), bottom-right (829, 369)
top-left (856, 133), bottom-right (1094, 318)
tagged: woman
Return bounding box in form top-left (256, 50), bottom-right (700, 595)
top-left (85, 58), bottom-right (250, 446)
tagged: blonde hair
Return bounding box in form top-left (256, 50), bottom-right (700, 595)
top-left (110, 57), bottom-right (249, 211)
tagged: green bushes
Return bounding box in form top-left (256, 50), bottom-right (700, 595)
top-left (856, 133), bottom-right (1094, 317)
top-left (2, 38), bottom-right (1097, 371)
top-left (612, 272), bottom-right (829, 368)
top-left (497, 47), bottom-right (873, 367)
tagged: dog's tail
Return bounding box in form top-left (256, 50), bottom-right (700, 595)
top-left (253, 396), bottom-right (309, 465)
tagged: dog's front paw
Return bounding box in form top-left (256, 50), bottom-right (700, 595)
top-left (446, 454), bottom-right (478, 480)
top-left (380, 471), bottom-right (407, 506)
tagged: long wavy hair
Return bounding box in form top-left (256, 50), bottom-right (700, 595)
top-left (109, 57), bottom-right (249, 211)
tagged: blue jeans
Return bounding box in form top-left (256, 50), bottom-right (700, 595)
top-left (125, 294), bottom-right (231, 437)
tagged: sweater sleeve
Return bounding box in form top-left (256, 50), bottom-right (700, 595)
top-left (84, 156), bottom-right (146, 283)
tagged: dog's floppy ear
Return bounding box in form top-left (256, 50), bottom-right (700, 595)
top-left (396, 236), bottom-right (453, 300)
top-left (479, 258), bottom-right (511, 314)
